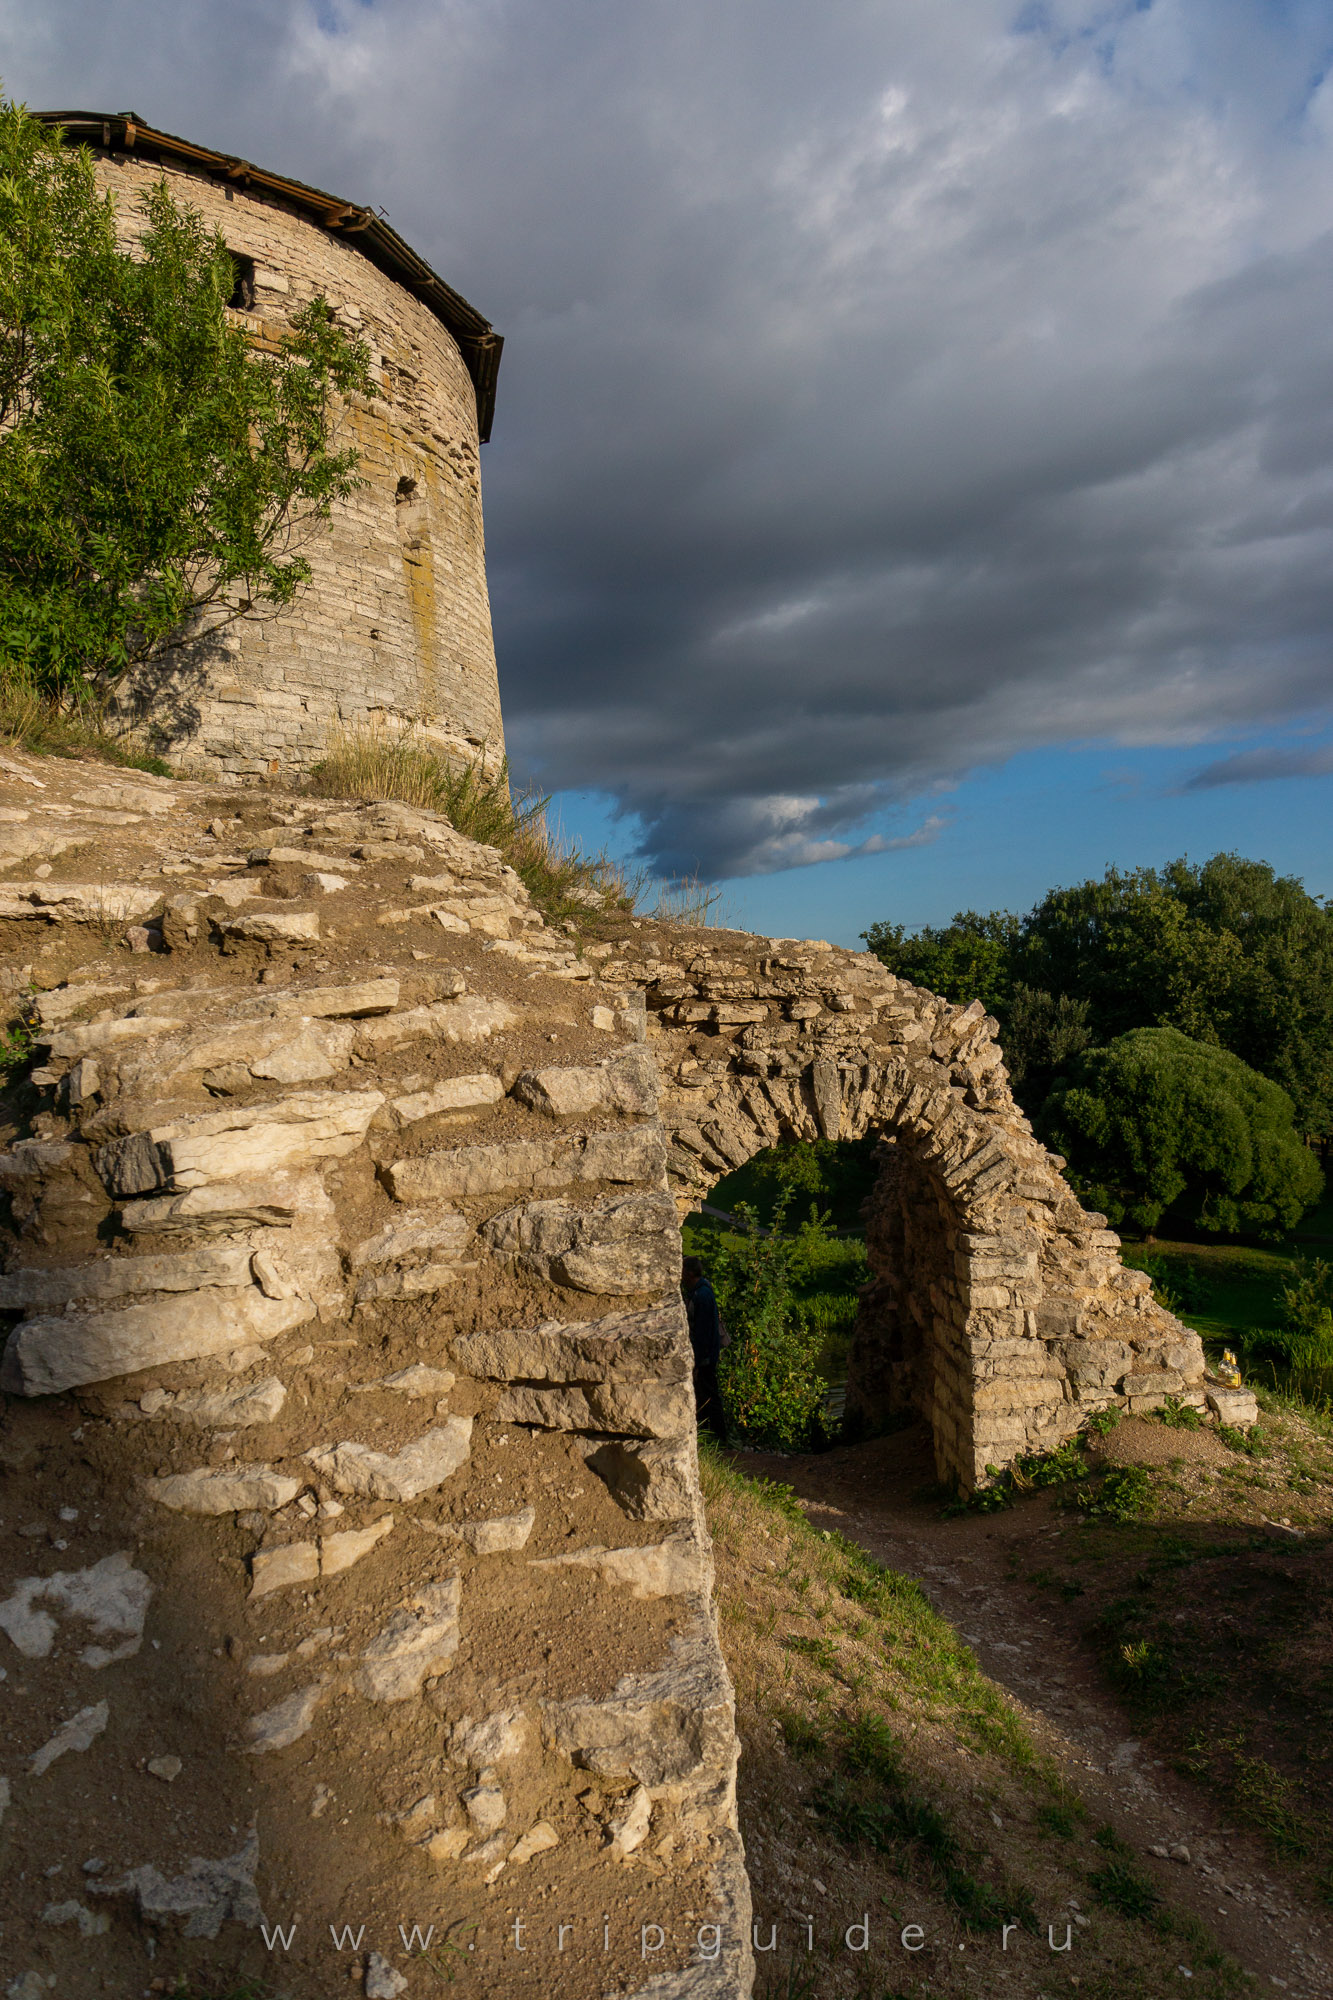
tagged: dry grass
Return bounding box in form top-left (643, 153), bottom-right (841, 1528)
top-left (699, 1445), bottom-right (1247, 2000)
top-left (0, 680), bottom-right (172, 775)
top-left (307, 725), bottom-right (634, 926)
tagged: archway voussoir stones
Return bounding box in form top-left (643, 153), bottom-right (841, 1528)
top-left (636, 930), bottom-right (1210, 1492)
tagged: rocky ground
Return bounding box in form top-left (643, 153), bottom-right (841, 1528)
top-left (0, 748), bottom-right (750, 2000)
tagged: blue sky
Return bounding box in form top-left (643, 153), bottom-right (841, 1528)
top-left (6, 0), bottom-right (1333, 940)
top-left (548, 727), bottom-right (1333, 946)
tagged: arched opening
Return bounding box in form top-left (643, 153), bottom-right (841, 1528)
top-left (648, 943), bottom-right (1209, 1490)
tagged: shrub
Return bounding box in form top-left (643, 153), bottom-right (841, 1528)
top-left (1039, 1026), bottom-right (1323, 1237)
top-left (713, 1194), bottom-right (831, 1450)
top-left (0, 100), bottom-right (370, 707)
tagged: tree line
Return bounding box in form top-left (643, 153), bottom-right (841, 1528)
top-left (864, 854), bottom-right (1329, 1237)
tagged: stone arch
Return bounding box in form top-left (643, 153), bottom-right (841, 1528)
top-left (636, 937), bottom-right (1210, 1490)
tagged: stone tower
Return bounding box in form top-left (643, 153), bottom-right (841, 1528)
top-left (38, 111), bottom-right (506, 781)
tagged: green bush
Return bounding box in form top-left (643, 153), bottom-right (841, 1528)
top-left (713, 1193), bottom-right (831, 1449)
top-left (1039, 1026), bottom-right (1323, 1237)
top-left (0, 100), bottom-right (371, 708)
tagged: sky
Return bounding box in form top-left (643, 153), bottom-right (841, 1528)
top-left (7, 0), bottom-right (1333, 945)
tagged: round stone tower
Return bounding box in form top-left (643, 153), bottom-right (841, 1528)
top-left (38, 111), bottom-right (506, 781)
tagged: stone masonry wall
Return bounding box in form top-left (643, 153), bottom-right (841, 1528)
top-left (89, 148), bottom-right (504, 782)
top-left (619, 937), bottom-right (1251, 1488)
top-left (0, 753), bottom-right (749, 2000)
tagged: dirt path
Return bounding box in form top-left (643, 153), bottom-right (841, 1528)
top-left (734, 1426), bottom-right (1333, 2000)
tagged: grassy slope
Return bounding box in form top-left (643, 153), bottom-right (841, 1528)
top-left (700, 1445), bottom-right (1249, 2000)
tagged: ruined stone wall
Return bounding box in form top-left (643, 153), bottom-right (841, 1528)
top-left (0, 755), bottom-right (748, 1999)
top-left (620, 937), bottom-right (1249, 1488)
top-left (89, 148), bottom-right (504, 781)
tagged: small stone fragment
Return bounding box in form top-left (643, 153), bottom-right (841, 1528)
top-left (606, 1783), bottom-right (653, 1858)
top-left (89, 1827), bottom-right (262, 1938)
top-left (244, 1682), bottom-right (325, 1753)
top-left (147, 1754), bottom-right (182, 1783)
top-left (310, 1784), bottom-right (334, 1817)
top-left (421, 1827), bottom-right (470, 1862)
top-left (392, 1794), bottom-right (438, 1840)
top-left (250, 1541), bottom-right (320, 1598)
top-left (365, 1953), bottom-right (408, 1998)
top-left (508, 1821), bottom-right (559, 1866)
top-left (319, 1513), bottom-right (395, 1576)
top-left (31, 1700), bottom-right (110, 1775)
top-left (376, 1364), bottom-right (456, 1399)
top-left (461, 1777), bottom-right (506, 1833)
top-left (530, 1535), bottom-right (702, 1599)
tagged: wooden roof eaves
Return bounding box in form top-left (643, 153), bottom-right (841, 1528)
top-left (34, 109), bottom-right (502, 440)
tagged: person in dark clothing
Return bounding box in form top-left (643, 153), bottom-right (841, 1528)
top-left (682, 1256), bottom-right (727, 1441)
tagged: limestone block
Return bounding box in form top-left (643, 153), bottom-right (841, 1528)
top-left (448, 1710), bottom-right (529, 1765)
top-left (167, 1377), bottom-right (287, 1427)
top-left (146, 1465), bottom-right (302, 1515)
top-left (530, 1535), bottom-right (703, 1598)
top-left (120, 1172), bottom-right (334, 1237)
top-left (540, 1634), bottom-right (737, 1790)
top-left (88, 1828), bottom-right (263, 1936)
top-left (0, 1551), bottom-right (152, 1666)
top-left (250, 1540), bottom-right (320, 1598)
top-left (353, 1210), bottom-right (470, 1266)
top-left (95, 1089), bottom-right (386, 1194)
top-left (218, 909), bottom-right (320, 943)
top-left (255, 977), bottom-right (401, 1018)
top-left (249, 1029), bottom-right (339, 1084)
top-left (481, 1192), bottom-right (680, 1295)
top-left (512, 1049), bottom-right (659, 1120)
top-left (453, 1304), bottom-right (688, 1385)
top-left (585, 1437), bottom-right (696, 1520)
top-left (355, 1265), bottom-right (467, 1301)
top-left (496, 1379), bottom-right (692, 1439)
top-left (1205, 1383), bottom-right (1259, 1426)
top-left (376, 1363), bottom-right (456, 1398)
top-left (355, 1577), bottom-right (461, 1701)
top-left (1119, 1370), bottom-right (1184, 1398)
top-left (0, 1244), bottom-right (256, 1309)
top-left (392, 1072), bottom-right (504, 1122)
top-left (508, 1822), bottom-right (559, 1865)
top-left (1, 1290), bottom-right (313, 1396)
top-left (452, 1508), bottom-right (535, 1553)
top-left (41, 1012), bottom-right (187, 1060)
top-left (0, 881), bottom-right (162, 925)
top-left (306, 1419), bottom-right (473, 1501)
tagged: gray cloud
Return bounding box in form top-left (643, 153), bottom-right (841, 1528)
top-left (8, 0), bottom-right (1333, 874)
top-left (1184, 743), bottom-right (1333, 788)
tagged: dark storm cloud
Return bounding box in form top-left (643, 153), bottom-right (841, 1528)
top-left (8, 0), bottom-right (1333, 875)
top-left (1185, 743), bottom-right (1333, 787)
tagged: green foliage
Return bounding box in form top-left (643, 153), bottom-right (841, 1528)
top-left (1277, 1257), bottom-right (1333, 1358)
top-left (1078, 1465), bottom-right (1156, 1522)
top-left (863, 853), bottom-right (1333, 1141)
top-left (861, 907), bottom-right (1018, 1017)
top-left (1156, 1396), bottom-right (1202, 1431)
top-left (712, 1193), bottom-right (832, 1449)
top-left (740, 1134), bottom-right (879, 1230)
top-left (0, 98), bottom-right (371, 705)
top-left (1039, 1026), bottom-right (1323, 1237)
